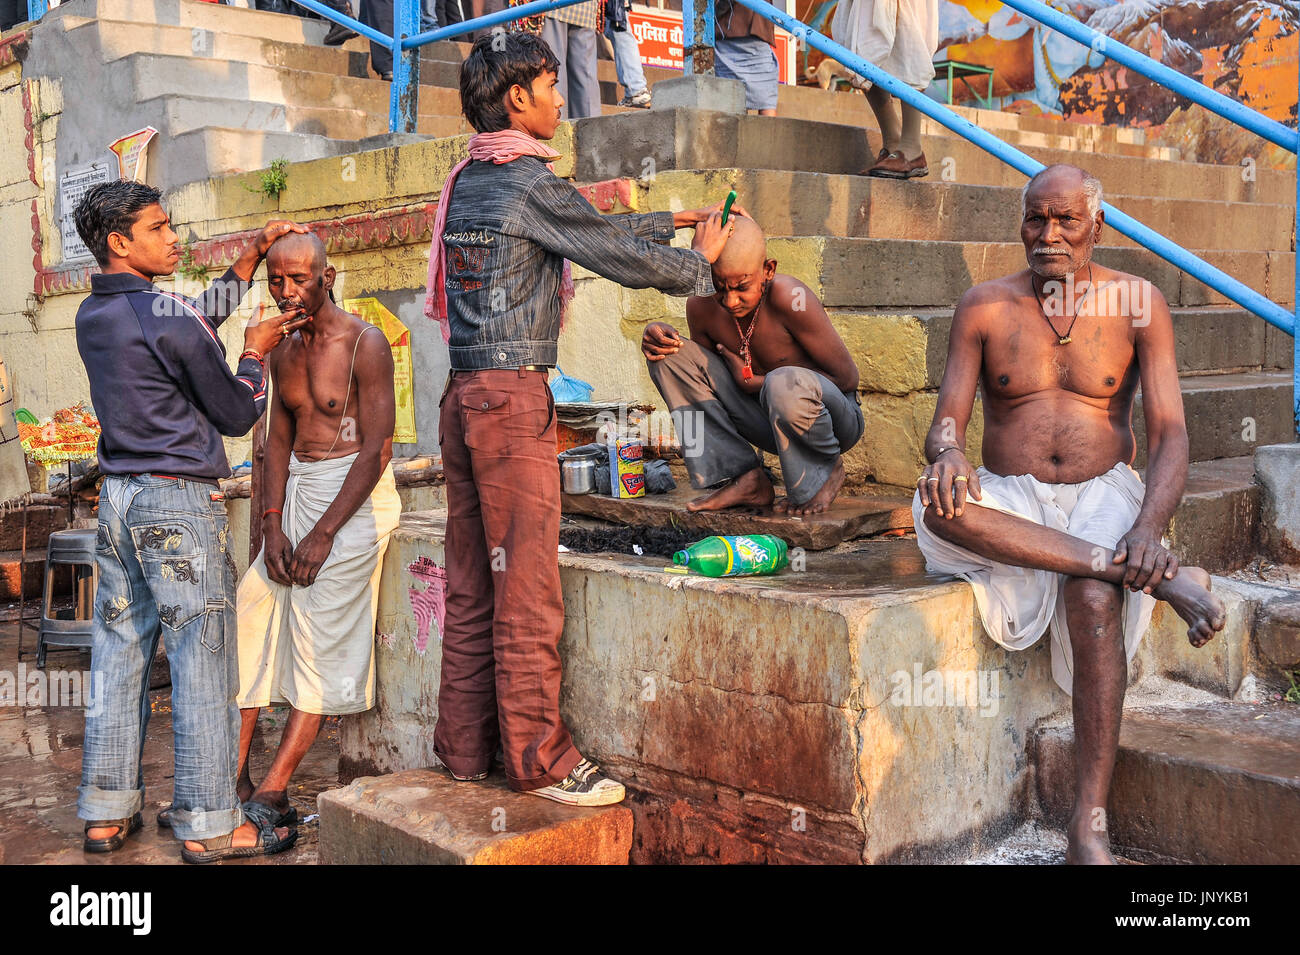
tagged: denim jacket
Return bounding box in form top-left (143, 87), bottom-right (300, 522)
top-left (442, 156), bottom-right (716, 370)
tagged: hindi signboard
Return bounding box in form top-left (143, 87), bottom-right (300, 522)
top-left (628, 4), bottom-right (797, 85)
top-left (58, 161), bottom-right (113, 265)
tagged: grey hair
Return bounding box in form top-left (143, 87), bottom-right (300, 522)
top-left (1021, 165), bottom-right (1103, 219)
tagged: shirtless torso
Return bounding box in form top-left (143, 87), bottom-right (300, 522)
top-left (965, 264), bottom-right (1152, 485)
top-left (271, 307), bottom-right (378, 461)
top-left (684, 273), bottom-right (858, 393)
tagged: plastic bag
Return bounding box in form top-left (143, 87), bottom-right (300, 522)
top-left (548, 366), bottom-right (594, 403)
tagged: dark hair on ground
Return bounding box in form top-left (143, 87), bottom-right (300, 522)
top-left (459, 29), bottom-right (559, 133)
top-left (73, 180), bottom-right (164, 267)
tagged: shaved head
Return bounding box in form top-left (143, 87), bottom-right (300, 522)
top-left (267, 230), bottom-right (328, 272)
top-left (714, 215), bottom-right (767, 277)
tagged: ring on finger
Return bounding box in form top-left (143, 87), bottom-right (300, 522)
top-left (954, 475), bottom-right (968, 483)
top-left (926, 477), bottom-right (940, 483)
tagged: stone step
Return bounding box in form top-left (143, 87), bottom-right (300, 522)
top-left (1164, 456), bottom-right (1261, 575)
top-left (573, 110), bottom-right (1297, 207)
top-left (1137, 371), bottom-right (1292, 468)
top-left (774, 83), bottom-right (1180, 161)
top-left (317, 768), bottom-right (633, 864)
top-left (57, 0), bottom-right (337, 45)
top-left (167, 125), bottom-right (347, 181)
top-left (127, 51), bottom-right (467, 120)
top-left (341, 513), bottom-right (1265, 863)
top-left (641, 170), bottom-right (1295, 251)
top-left (1031, 703), bottom-right (1300, 864)
top-left (762, 235), bottom-right (1291, 310)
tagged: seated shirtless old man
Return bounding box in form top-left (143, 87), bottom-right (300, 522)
top-left (642, 215), bottom-right (862, 514)
top-left (913, 164), bottom-right (1226, 865)
top-left (232, 232), bottom-right (400, 829)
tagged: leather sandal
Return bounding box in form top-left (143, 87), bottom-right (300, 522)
top-left (180, 820), bottom-right (298, 864)
top-left (241, 799), bottom-right (300, 829)
top-left (83, 812), bottom-right (143, 853)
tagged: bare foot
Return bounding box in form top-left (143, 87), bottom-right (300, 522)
top-left (184, 819), bottom-right (289, 853)
top-left (773, 496), bottom-right (789, 514)
top-left (1153, 566), bottom-right (1225, 647)
top-left (1066, 824), bottom-right (1117, 865)
top-left (686, 467), bottom-right (774, 512)
top-left (786, 458), bottom-right (846, 516)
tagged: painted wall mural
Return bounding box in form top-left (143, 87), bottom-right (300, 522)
top-left (798, 0), bottom-right (1297, 165)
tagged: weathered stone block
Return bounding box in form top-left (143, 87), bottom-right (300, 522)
top-left (318, 769), bottom-right (633, 865)
top-left (1255, 443), bottom-right (1300, 564)
top-left (649, 75), bottom-right (746, 115)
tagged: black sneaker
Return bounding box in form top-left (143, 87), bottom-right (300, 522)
top-left (526, 758), bottom-right (626, 806)
top-left (323, 2), bottom-right (358, 45)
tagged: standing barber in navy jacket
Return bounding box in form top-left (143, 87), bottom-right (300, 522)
top-left (74, 179), bottom-right (310, 863)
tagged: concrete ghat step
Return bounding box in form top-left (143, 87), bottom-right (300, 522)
top-left (572, 110), bottom-right (1297, 206)
top-left (763, 236), bottom-right (1292, 310)
top-left (317, 769), bottom-right (633, 864)
top-left (59, 0), bottom-right (336, 45)
top-left (166, 125), bottom-right (349, 180)
top-left (1031, 703), bottom-right (1300, 864)
top-left (341, 514), bottom-right (1260, 863)
top-left (1164, 457), bottom-right (1261, 575)
top-left (774, 84), bottom-right (1179, 161)
top-left (641, 170), bottom-right (1294, 251)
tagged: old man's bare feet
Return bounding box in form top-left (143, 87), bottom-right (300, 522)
top-left (1066, 809), bottom-right (1117, 865)
top-left (686, 466), bottom-right (775, 511)
top-left (775, 458), bottom-right (846, 516)
top-left (1153, 566), bottom-right (1224, 647)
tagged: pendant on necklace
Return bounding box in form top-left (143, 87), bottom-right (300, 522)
top-left (741, 364), bottom-right (753, 381)
top-left (1057, 336), bottom-right (1071, 345)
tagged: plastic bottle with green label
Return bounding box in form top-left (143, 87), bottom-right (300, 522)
top-left (671, 534), bottom-right (789, 577)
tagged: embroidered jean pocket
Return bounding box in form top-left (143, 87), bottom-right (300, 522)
top-left (134, 520), bottom-right (208, 632)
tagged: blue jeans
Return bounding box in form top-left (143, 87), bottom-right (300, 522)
top-left (605, 21), bottom-right (647, 97)
top-left (77, 475), bottom-right (242, 842)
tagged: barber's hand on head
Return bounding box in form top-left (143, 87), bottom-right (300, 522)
top-left (642, 322), bottom-right (682, 361)
top-left (254, 219), bottom-right (309, 257)
top-left (691, 210), bottom-right (735, 264)
top-left (674, 200), bottom-right (751, 229)
top-left (289, 526), bottom-right (335, 587)
top-left (917, 448), bottom-right (981, 519)
top-left (1113, 521), bottom-right (1176, 594)
top-left (262, 522), bottom-right (295, 586)
top-left (244, 303), bottom-right (311, 356)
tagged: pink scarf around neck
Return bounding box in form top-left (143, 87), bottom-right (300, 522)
top-left (423, 128), bottom-right (575, 344)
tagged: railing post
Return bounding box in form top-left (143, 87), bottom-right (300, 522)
top-left (27, 0), bottom-right (49, 22)
top-left (1294, 67), bottom-right (1299, 439)
top-left (683, 0), bottom-right (715, 75)
top-left (389, 0), bottom-right (421, 134)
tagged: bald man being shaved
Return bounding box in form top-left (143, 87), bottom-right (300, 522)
top-left (643, 216), bottom-right (862, 514)
top-left (233, 232), bottom-right (400, 830)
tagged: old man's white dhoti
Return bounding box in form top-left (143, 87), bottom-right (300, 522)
top-left (237, 452), bottom-right (401, 715)
top-left (831, 0), bottom-right (939, 90)
top-left (912, 461), bottom-right (1158, 695)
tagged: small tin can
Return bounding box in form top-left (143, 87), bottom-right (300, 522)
top-left (609, 439), bottom-right (645, 498)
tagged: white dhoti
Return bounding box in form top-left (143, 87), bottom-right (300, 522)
top-left (912, 461), bottom-right (1158, 695)
top-left (237, 452), bottom-right (401, 715)
top-left (831, 0), bottom-right (940, 90)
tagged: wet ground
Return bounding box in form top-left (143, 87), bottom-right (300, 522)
top-left (0, 620), bottom-right (340, 865)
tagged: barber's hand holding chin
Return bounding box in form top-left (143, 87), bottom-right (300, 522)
top-left (918, 448), bottom-right (981, 519)
top-left (289, 526), bottom-right (335, 587)
top-left (244, 303), bottom-right (311, 356)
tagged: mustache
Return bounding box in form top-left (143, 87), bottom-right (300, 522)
top-left (1032, 246), bottom-right (1070, 256)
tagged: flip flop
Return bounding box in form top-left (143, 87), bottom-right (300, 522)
top-left (180, 821), bottom-right (298, 864)
top-left (241, 799), bottom-right (300, 829)
top-left (157, 804), bottom-right (176, 829)
top-left (83, 812), bottom-right (143, 853)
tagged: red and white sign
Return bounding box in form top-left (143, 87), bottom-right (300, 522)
top-left (627, 4), bottom-right (797, 86)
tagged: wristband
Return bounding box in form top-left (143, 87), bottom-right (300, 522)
top-left (262, 508), bottom-right (282, 521)
top-left (931, 446), bottom-right (961, 462)
top-left (240, 348), bottom-right (265, 364)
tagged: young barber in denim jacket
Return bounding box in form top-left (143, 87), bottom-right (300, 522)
top-left (426, 31), bottom-right (743, 805)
